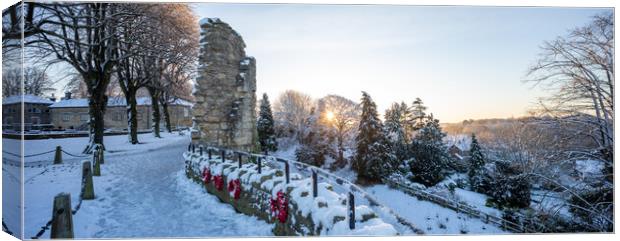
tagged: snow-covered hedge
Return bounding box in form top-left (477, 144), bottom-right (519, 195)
top-left (183, 151), bottom-right (397, 236)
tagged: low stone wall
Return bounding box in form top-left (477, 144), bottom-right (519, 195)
top-left (183, 151), bottom-right (398, 236)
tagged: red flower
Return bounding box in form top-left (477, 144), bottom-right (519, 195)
top-left (228, 179), bottom-right (241, 200)
top-left (213, 175), bottom-right (224, 191)
top-left (202, 167), bottom-right (212, 184)
top-left (270, 191), bottom-right (288, 223)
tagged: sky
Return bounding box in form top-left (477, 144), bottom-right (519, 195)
top-left (192, 3), bottom-right (610, 123)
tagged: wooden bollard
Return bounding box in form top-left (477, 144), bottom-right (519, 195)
top-left (200, 146), bottom-right (203, 156)
top-left (208, 149), bottom-right (212, 159)
top-left (348, 192), bottom-right (355, 230)
top-left (82, 161), bottom-right (95, 200)
top-left (187, 143), bottom-right (191, 152)
top-left (238, 153), bottom-right (242, 168)
top-left (93, 152), bottom-right (101, 176)
top-left (50, 193), bottom-right (74, 239)
top-left (221, 150), bottom-right (225, 162)
top-left (257, 157), bottom-right (262, 174)
top-left (53, 146), bottom-right (62, 164)
top-left (192, 144), bottom-right (195, 153)
top-left (98, 147), bottom-right (104, 164)
top-left (312, 170), bottom-right (318, 198)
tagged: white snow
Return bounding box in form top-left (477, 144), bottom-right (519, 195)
top-left (367, 185), bottom-right (506, 234)
top-left (2, 94), bottom-right (54, 105)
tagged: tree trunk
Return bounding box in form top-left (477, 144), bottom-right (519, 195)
top-left (126, 90), bottom-right (139, 144)
top-left (161, 99), bottom-right (172, 133)
top-left (84, 92), bottom-right (107, 153)
top-left (149, 88), bottom-right (161, 138)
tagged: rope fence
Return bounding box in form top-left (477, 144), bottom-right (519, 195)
top-left (28, 147), bottom-right (102, 239)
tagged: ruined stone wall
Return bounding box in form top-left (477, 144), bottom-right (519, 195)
top-left (193, 18), bottom-right (257, 151)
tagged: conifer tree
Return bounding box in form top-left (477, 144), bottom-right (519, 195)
top-left (257, 93), bottom-right (278, 152)
top-left (384, 103), bottom-right (407, 161)
top-left (468, 133), bottom-right (485, 191)
top-left (408, 114), bottom-right (449, 186)
top-left (354, 92), bottom-right (396, 183)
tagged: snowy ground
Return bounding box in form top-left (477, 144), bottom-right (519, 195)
top-left (367, 185), bottom-right (506, 235)
top-left (3, 132), bottom-right (273, 238)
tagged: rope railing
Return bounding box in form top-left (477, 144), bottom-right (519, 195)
top-left (190, 144), bottom-right (421, 234)
top-left (28, 148), bottom-right (100, 239)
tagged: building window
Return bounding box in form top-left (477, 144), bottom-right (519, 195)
top-left (183, 107), bottom-right (189, 117)
top-left (62, 113), bottom-right (71, 122)
top-left (80, 114), bottom-right (89, 122)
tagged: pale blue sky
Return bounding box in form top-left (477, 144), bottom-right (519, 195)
top-left (192, 3), bottom-right (610, 123)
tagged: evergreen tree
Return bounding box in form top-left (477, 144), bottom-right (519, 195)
top-left (257, 93), bottom-right (278, 152)
top-left (468, 133), bottom-right (485, 191)
top-left (409, 97), bottom-right (427, 131)
top-left (408, 115), bottom-right (449, 186)
top-left (384, 103), bottom-right (408, 161)
top-left (353, 92), bottom-right (396, 183)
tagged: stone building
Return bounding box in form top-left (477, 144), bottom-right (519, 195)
top-left (49, 94), bottom-right (193, 131)
top-left (2, 94), bottom-right (54, 131)
top-left (193, 18), bottom-right (257, 151)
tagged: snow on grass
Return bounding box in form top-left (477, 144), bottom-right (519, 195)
top-left (2, 131), bottom-right (190, 165)
top-left (367, 184), bottom-right (507, 234)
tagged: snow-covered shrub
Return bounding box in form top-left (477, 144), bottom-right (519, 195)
top-left (485, 161), bottom-right (531, 209)
top-left (568, 184), bottom-right (613, 232)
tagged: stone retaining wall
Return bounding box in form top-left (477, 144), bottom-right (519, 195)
top-left (183, 151), bottom-right (398, 236)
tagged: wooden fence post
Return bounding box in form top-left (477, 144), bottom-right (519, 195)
top-left (53, 146), bottom-right (62, 164)
top-left (188, 143), bottom-right (191, 152)
top-left (93, 152), bottom-right (101, 176)
top-left (200, 146), bottom-right (203, 156)
top-left (50, 193), bottom-right (74, 239)
top-left (284, 161), bottom-right (290, 184)
top-left (348, 192), bottom-right (355, 230)
top-left (82, 161), bottom-right (95, 200)
top-left (257, 157), bottom-right (262, 174)
top-left (192, 144), bottom-right (195, 153)
top-left (208, 149), bottom-right (212, 159)
top-left (238, 153), bottom-right (242, 168)
top-left (312, 170), bottom-right (318, 198)
top-left (221, 150), bottom-right (225, 162)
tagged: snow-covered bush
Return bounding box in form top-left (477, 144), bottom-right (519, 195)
top-left (568, 184), bottom-right (613, 232)
top-left (484, 161), bottom-right (531, 209)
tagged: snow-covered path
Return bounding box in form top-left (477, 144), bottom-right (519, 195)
top-left (13, 133), bottom-right (273, 238)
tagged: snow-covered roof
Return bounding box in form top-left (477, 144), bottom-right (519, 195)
top-left (50, 97), bottom-right (193, 108)
top-left (2, 94), bottom-right (54, 105)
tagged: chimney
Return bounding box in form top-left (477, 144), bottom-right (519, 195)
top-left (49, 93), bottom-right (56, 102)
top-left (64, 92), bottom-right (72, 100)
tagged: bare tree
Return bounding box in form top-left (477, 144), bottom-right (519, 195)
top-left (526, 12), bottom-right (613, 153)
top-left (273, 90), bottom-right (315, 140)
top-left (2, 67), bottom-right (55, 97)
top-left (317, 95), bottom-right (360, 167)
top-left (22, 2), bottom-right (133, 152)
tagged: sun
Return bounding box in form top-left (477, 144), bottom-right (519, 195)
top-left (325, 111), bottom-right (335, 121)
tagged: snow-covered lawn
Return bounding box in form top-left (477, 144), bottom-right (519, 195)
top-left (4, 132), bottom-right (274, 238)
top-left (367, 185), bottom-right (506, 234)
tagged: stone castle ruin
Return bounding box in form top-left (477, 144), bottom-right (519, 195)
top-left (192, 18), bottom-right (257, 151)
